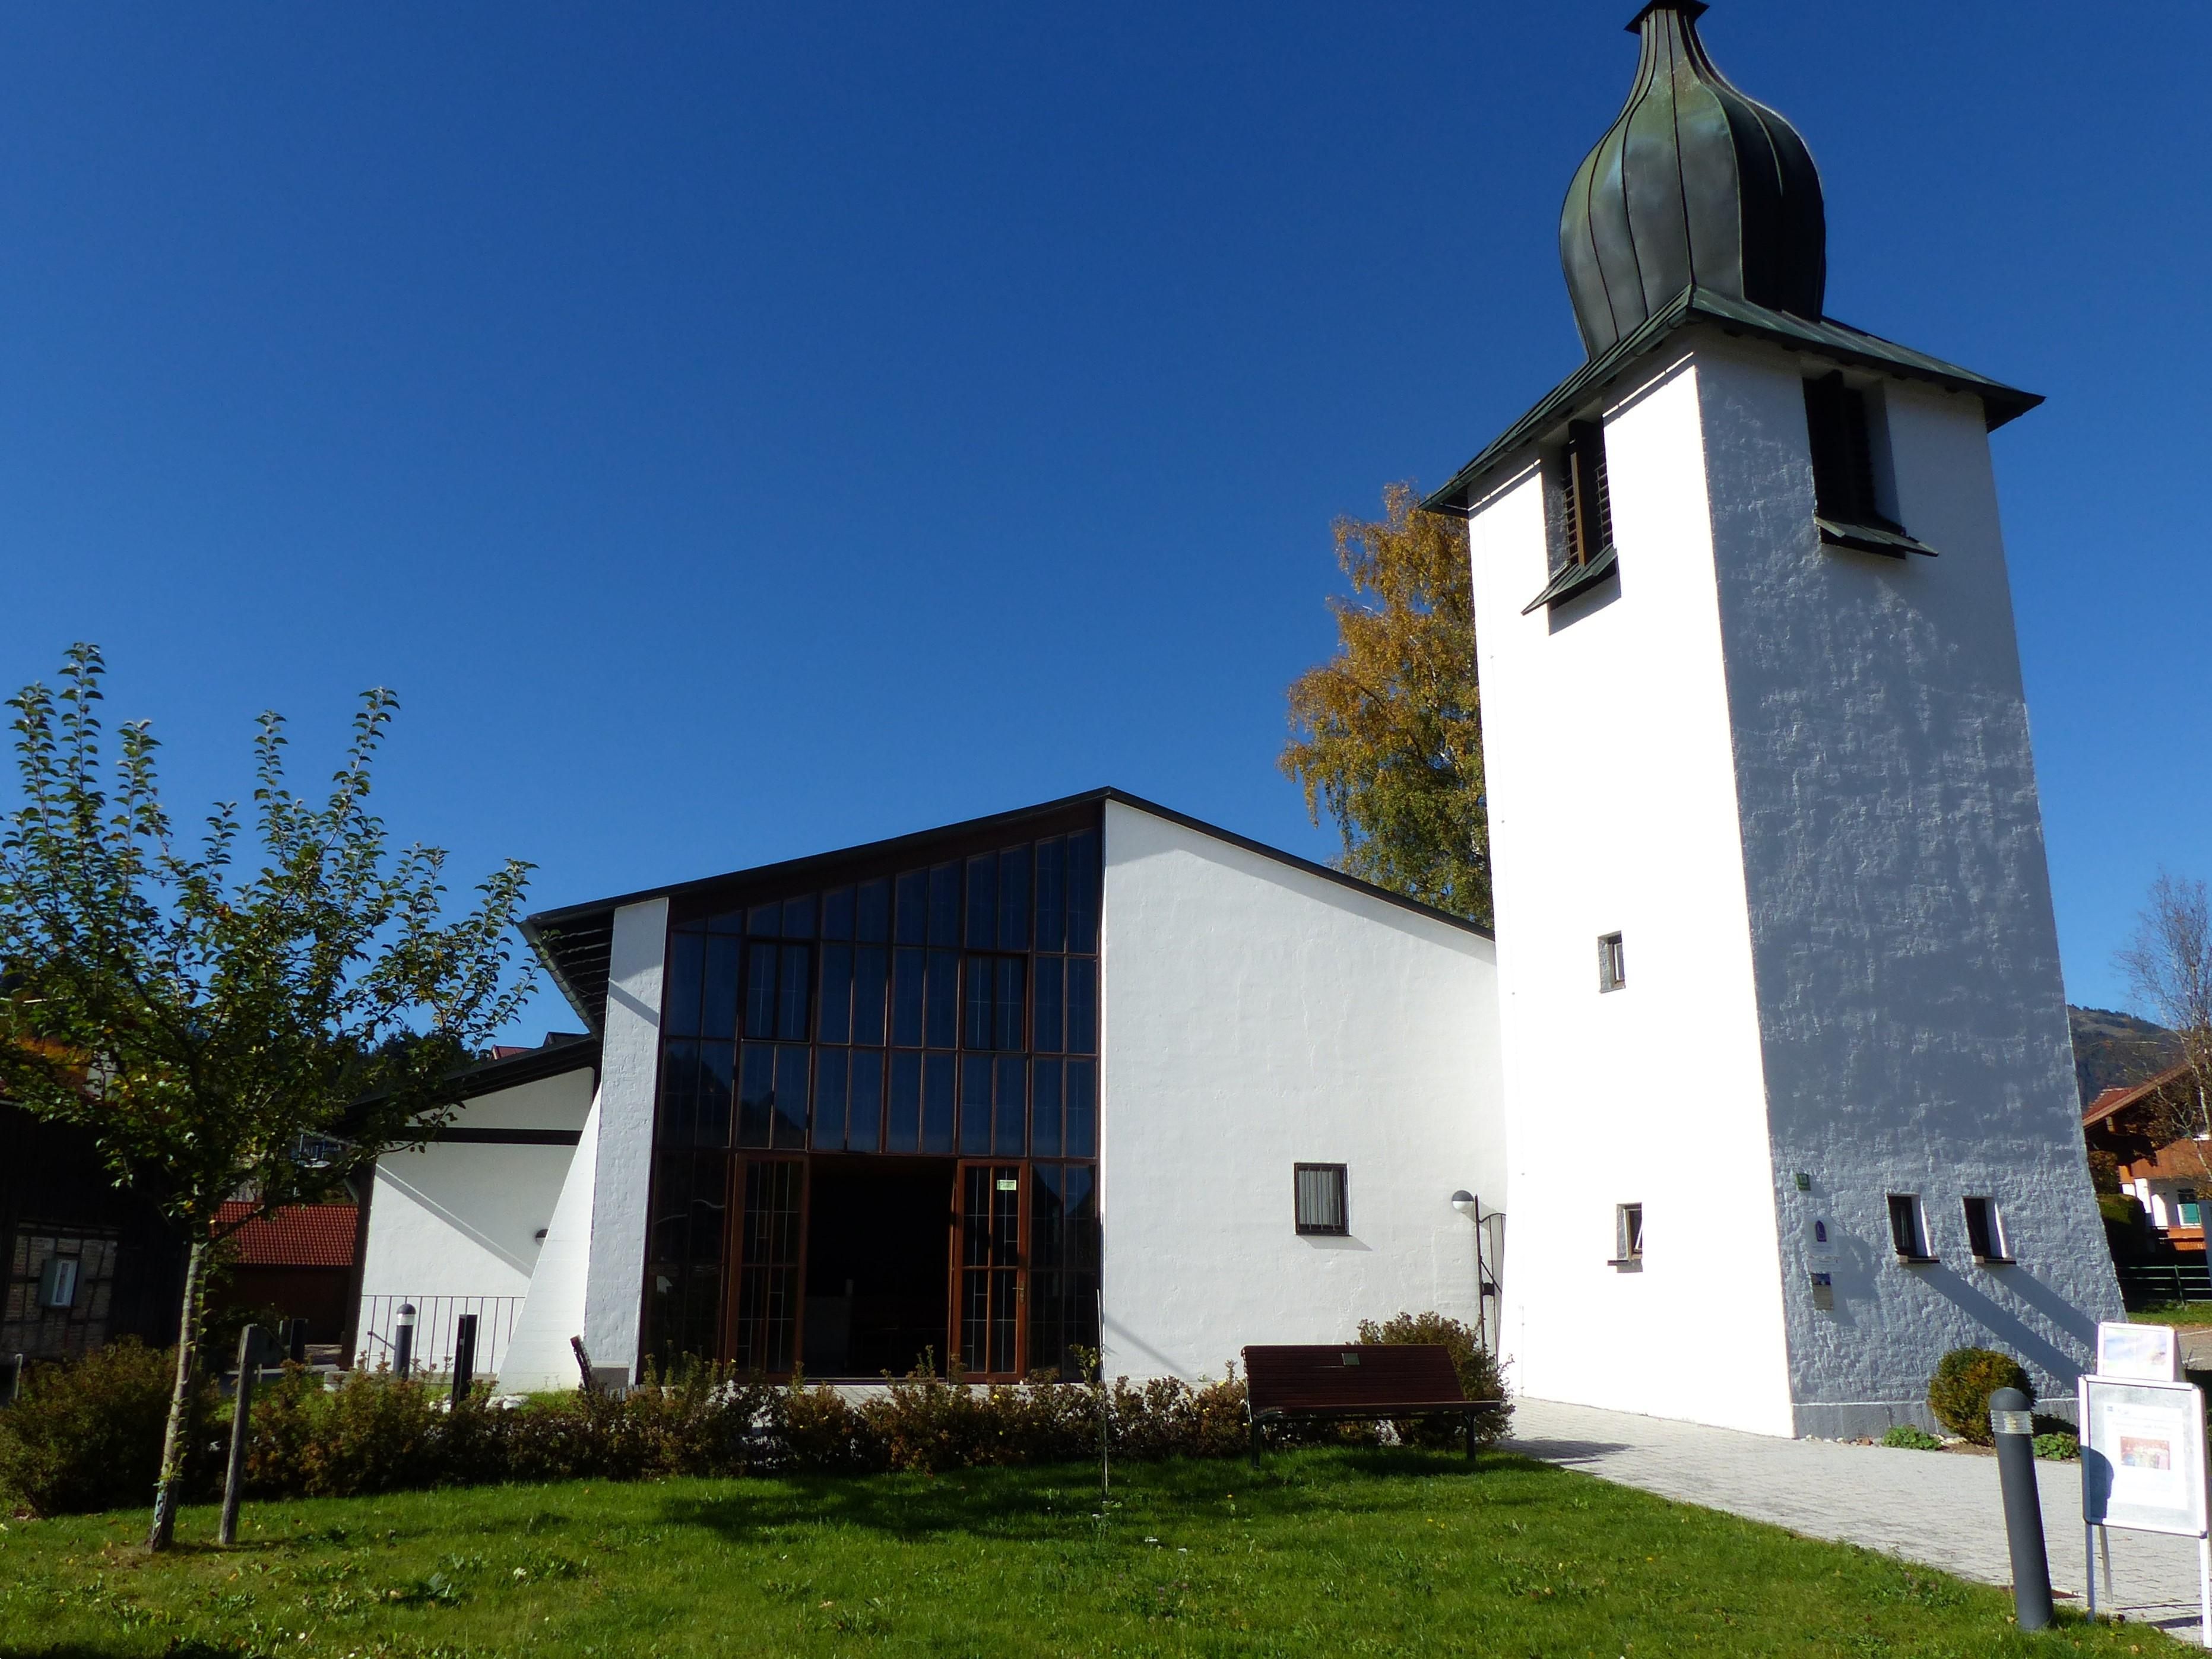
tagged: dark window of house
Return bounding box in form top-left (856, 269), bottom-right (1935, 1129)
top-left (1598, 932), bottom-right (1626, 993)
top-left (1563, 418), bottom-right (1613, 570)
top-left (1888, 1194), bottom-right (1931, 1260)
top-left (1803, 372), bottom-right (1899, 532)
top-left (1295, 1164), bottom-right (1349, 1236)
top-left (1028, 1162), bottom-right (1100, 1376)
top-left (1961, 1196), bottom-right (2009, 1261)
top-left (1614, 1203), bottom-right (1644, 1264)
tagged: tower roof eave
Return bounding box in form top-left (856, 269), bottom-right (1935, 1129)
top-left (1420, 286), bottom-right (2043, 519)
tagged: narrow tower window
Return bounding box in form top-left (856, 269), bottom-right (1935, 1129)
top-left (1525, 418), bottom-right (1620, 613)
top-left (1887, 1194), bottom-right (1934, 1262)
top-left (1803, 373), bottom-right (1933, 557)
top-left (1598, 932), bottom-right (1626, 993)
top-left (1612, 1203), bottom-right (1644, 1267)
top-left (1961, 1197), bottom-right (2011, 1263)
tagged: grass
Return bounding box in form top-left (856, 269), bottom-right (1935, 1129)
top-left (2128, 1302), bottom-right (2212, 1330)
top-left (0, 1448), bottom-right (2185, 1658)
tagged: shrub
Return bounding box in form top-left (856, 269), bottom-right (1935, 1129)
top-left (2033, 1431), bottom-right (2080, 1461)
top-left (1928, 1347), bottom-right (2032, 1445)
top-left (1880, 1423), bottom-right (1944, 1451)
top-left (1355, 1311), bottom-right (1513, 1449)
top-left (0, 1340), bottom-right (210, 1517)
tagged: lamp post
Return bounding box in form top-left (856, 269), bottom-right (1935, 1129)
top-left (393, 1303), bottom-right (417, 1379)
top-left (1450, 1192), bottom-right (1499, 1355)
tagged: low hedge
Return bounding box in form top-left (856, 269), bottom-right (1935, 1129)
top-left (1928, 1347), bottom-right (2033, 1446)
top-left (1, 1312), bottom-right (1513, 1515)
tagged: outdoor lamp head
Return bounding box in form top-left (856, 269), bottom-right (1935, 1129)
top-left (1450, 1190), bottom-right (1478, 1218)
top-left (396, 1303), bottom-right (417, 1327)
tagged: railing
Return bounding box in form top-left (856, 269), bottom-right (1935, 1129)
top-left (354, 1295), bottom-right (524, 1378)
top-left (2116, 1262), bottom-right (2212, 1306)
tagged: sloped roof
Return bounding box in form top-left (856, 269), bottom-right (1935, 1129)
top-left (2083, 1062), bottom-right (2199, 1130)
top-left (216, 1201), bottom-right (360, 1268)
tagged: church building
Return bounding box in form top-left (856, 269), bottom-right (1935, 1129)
top-left (356, 2), bottom-right (2122, 1436)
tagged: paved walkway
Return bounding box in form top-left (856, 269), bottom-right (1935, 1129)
top-left (1508, 1398), bottom-right (2209, 1641)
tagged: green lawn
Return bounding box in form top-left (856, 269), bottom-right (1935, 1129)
top-left (2129, 1302), bottom-right (2212, 1330)
top-left (0, 1448), bottom-right (2183, 1658)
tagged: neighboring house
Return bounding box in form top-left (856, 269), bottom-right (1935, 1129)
top-left (1, 1104), bottom-right (186, 1363)
top-left (211, 1200), bottom-right (367, 1347)
top-left (2083, 1064), bottom-right (2211, 1251)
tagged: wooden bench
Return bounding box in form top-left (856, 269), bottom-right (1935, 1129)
top-left (1243, 1343), bottom-right (1497, 1463)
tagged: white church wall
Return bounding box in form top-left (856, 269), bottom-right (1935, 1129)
top-left (1467, 350), bottom-right (1798, 1436)
top-left (582, 897), bottom-right (669, 1385)
top-left (1694, 339), bottom-right (2124, 1433)
top-left (1095, 798), bottom-right (1504, 1384)
top-left (499, 1089), bottom-right (603, 1392)
top-left (353, 1067), bottom-right (595, 1373)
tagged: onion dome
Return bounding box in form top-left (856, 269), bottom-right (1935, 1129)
top-left (1560, 2), bottom-right (1826, 357)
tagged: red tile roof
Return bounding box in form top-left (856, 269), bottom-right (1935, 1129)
top-left (2081, 1062), bottom-right (2197, 1128)
top-left (216, 1201), bottom-right (360, 1268)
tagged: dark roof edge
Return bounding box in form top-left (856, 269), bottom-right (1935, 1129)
top-left (521, 786), bottom-right (1492, 945)
top-left (447, 1035), bottom-right (601, 1100)
top-left (1421, 287), bottom-right (2043, 518)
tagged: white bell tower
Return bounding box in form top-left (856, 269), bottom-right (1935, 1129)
top-left (1430, 2), bottom-right (2121, 1436)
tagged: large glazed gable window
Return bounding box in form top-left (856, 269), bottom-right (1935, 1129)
top-left (1525, 417), bottom-right (1619, 614)
top-left (1804, 372), bottom-right (1937, 559)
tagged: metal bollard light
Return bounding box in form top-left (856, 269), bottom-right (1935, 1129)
top-left (451, 1314), bottom-right (478, 1404)
top-left (393, 1303), bottom-right (417, 1378)
top-left (1991, 1387), bottom-right (2054, 1631)
top-left (287, 1318), bottom-right (308, 1366)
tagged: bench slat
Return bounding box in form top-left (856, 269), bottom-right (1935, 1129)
top-left (1243, 1344), bottom-right (1468, 1412)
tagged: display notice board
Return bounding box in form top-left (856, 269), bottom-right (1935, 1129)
top-left (2081, 1322), bottom-right (2211, 1644)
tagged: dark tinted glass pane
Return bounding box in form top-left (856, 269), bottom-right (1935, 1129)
top-left (1031, 1058), bottom-right (1062, 1157)
top-left (959, 1055), bottom-right (992, 1155)
top-left (701, 936), bottom-right (741, 1041)
top-left (683, 1261), bottom-right (722, 1364)
top-left (1033, 957), bottom-right (1064, 1053)
top-left (964, 956), bottom-right (992, 1050)
top-left (697, 1041), bottom-right (735, 1148)
top-left (1067, 1059), bottom-right (1097, 1157)
top-left (854, 946), bottom-right (888, 1046)
top-left (706, 909), bottom-right (743, 935)
top-left (1067, 1164), bottom-right (1098, 1267)
top-left (994, 1055), bottom-right (1025, 1155)
top-left (749, 903), bottom-right (780, 936)
top-left (821, 885), bottom-right (855, 941)
top-left (652, 1152), bottom-right (693, 1261)
top-left (744, 941), bottom-right (779, 1037)
top-left (923, 1054), bottom-right (956, 1153)
top-left (886, 1052), bottom-right (921, 1153)
top-left (688, 1151), bottom-right (728, 1261)
top-left (813, 1048), bottom-right (848, 1150)
top-left (1067, 829), bottom-right (1099, 952)
top-left (664, 932), bottom-right (705, 1037)
top-left (848, 1049), bottom-right (883, 1153)
top-left (857, 877), bottom-right (891, 942)
top-left (773, 1045), bottom-right (810, 1148)
top-left (738, 1042), bottom-right (777, 1149)
top-left (925, 949), bottom-right (959, 1048)
top-left (782, 894), bottom-right (817, 940)
top-left (1031, 1162), bottom-right (1066, 1267)
top-left (894, 871), bottom-right (927, 944)
top-left (929, 862), bottom-right (961, 946)
top-left (778, 944), bottom-right (811, 1041)
top-left (658, 1039), bottom-right (700, 1143)
top-left (965, 854), bottom-right (996, 948)
top-left (995, 957), bottom-right (1025, 1051)
top-left (999, 846), bottom-right (1031, 950)
top-left (891, 947), bottom-right (925, 1047)
top-left (1034, 836), bottom-right (1066, 951)
top-left (817, 944), bottom-right (853, 1044)
top-left (1067, 957), bottom-right (1097, 1054)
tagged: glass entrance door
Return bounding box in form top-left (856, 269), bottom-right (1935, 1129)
top-left (955, 1162), bottom-right (1023, 1377)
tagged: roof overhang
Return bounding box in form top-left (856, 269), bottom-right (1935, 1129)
top-left (1421, 286), bottom-right (2043, 519)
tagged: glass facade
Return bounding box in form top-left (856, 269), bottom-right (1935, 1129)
top-left (644, 813), bottom-right (1102, 1379)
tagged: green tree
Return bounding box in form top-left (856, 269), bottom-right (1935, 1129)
top-left (1281, 482), bottom-right (1490, 926)
top-left (0, 645), bottom-right (535, 1549)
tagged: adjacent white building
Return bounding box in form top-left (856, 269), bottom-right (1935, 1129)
top-left (357, 2), bottom-right (2124, 1434)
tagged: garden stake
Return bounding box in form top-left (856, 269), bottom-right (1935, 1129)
top-left (218, 1324), bottom-right (260, 1546)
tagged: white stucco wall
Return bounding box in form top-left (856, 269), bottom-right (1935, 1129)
top-left (499, 1088), bottom-right (603, 1391)
top-left (581, 897), bottom-right (668, 1384)
top-left (1695, 340), bottom-right (2123, 1430)
top-left (1467, 331), bottom-right (2121, 1438)
top-left (1097, 799), bottom-right (1504, 1384)
top-left (1469, 348), bottom-right (1797, 1436)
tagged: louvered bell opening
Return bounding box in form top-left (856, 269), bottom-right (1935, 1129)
top-left (1565, 419), bottom-right (1612, 568)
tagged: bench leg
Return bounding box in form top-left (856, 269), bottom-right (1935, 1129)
top-left (1466, 1409), bottom-right (1476, 1462)
top-left (1250, 1413), bottom-right (1262, 1467)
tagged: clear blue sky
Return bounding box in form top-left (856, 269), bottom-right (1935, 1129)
top-left (0, 2), bottom-right (2203, 1041)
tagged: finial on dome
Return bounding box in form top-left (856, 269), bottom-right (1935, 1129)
top-left (1560, 3), bottom-right (1826, 357)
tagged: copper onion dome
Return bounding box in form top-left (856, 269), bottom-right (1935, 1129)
top-left (1560, 2), bottom-right (1827, 357)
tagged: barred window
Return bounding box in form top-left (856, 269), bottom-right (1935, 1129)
top-left (1294, 1164), bottom-right (1349, 1236)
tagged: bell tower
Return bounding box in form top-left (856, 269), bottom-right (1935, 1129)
top-left (1428, 2), bottom-right (2121, 1436)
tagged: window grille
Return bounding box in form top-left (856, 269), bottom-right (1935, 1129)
top-left (1294, 1164), bottom-right (1349, 1236)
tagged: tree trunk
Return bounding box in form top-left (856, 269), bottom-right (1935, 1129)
top-left (147, 1238), bottom-right (209, 1552)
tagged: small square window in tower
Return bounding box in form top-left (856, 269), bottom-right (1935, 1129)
top-left (1802, 373), bottom-right (1935, 558)
top-left (1961, 1197), bottom-right (2011, 1264)
top-left (1294, 1164), bottom-right (1348, 1236)
top-left (1597, 932), bottom-right (1626, 993)
top-left (1524, 418), bottom-right (1618, 613)
top-left (1612, 1203), bottom-right (1643, 1267)
top-left (1887, 1194), bottom-right (1934, 1262)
